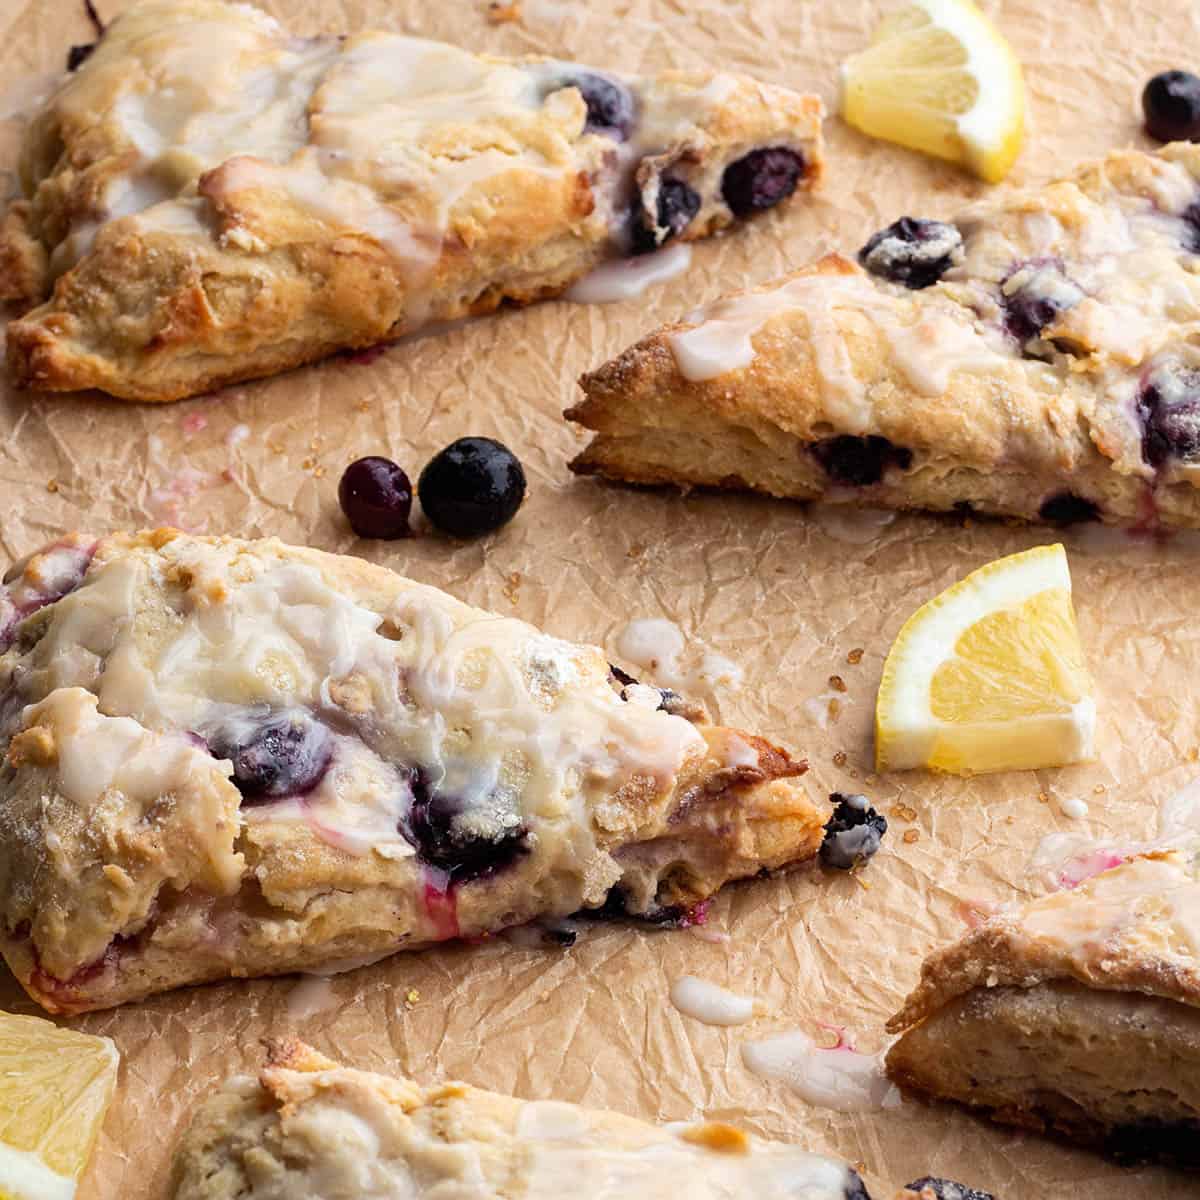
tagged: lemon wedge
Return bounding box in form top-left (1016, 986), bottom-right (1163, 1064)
top-left (840, 0), bottom-right (1025, 183)
top-left (0, 1011), bottom-right (119, 1200)
top-left (875, 544), bottom-right (1095, 775)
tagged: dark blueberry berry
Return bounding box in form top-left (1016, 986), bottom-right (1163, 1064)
top-left (812, 435), bottom-right (912, 486)
top-left (819, 793), bottom-right (887, 871)
top-left (67, 43), bottom-right (95, 71)
top-left (1181, 201), bottom-right (1200, 253)
top-left (844, 1169), bottom-right (874, 1200)
top-left (404, 775), bottom-right (529, 882)
top-left (903, 1179), bottom-right (994, 1200)
top-left (1138, 366), bottom-right (1200, 467)
top-left (630, 176), bottom-right (701, 255)
top-left (541, 924), bottom-right (578, 947)
top-left (1000, 260), bottom-right (1082, 346)
top-left (1038, 492), bottom-right (1100, 525)
top-left (338, 456), bottom-right (413, 539)
top-left (721, 147), bottom-right (806, 218)
top-left (210, 711), bottom-right (333, 802)
top-left (555, 71), bottom-right (635, 140)
top-left (858, 218), bottom-right (963, 290)
top-left (1104, 1118), bottom-right (1200, 1168)
top-left (418, 437), bottom-right (526, 538)
top-left (1142, 70), bottom-right (1200, 143)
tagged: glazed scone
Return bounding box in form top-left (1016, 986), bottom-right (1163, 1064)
top-left (172, 1040), bottom-right (873, 1200)
top-left (0, 530), bottom-right (854, 1014)
top-left (1, 0), bottom-right (823, 403)
top-left (886, 847), bottom-right (1200, 1168)
top-left (569, 144), bottom-right (1200, 529)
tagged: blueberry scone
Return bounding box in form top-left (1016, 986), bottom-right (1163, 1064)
top-left (569, 144), bottom-right (1200, 529)
top-left (886, 847), bottom-right (1200, 1168)
top-left (1, 0), bottom-right (823, 403)
top-left (0, 530), bottom-right (852, 1014)
top-left (172, 1040), bottom-right (873, 1200)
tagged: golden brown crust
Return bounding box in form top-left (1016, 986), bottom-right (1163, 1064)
top-left (1, 1), bottom-right (823, 402)
top-left (0, 531), bottom-right (832, 1013)
top-left (569, 145), bottom-right (1200, 528)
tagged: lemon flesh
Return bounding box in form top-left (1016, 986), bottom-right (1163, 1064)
top-left (0, 1012), bottom-right (119, 1200)
top-left (876, 544), bottom-right (1095, 775)
top-left (840, 0), bottom-right (1025, 183)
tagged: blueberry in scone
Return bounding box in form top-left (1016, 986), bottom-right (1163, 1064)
top-left (171, 1040), bottom-right (877, 1200)
top-left (0, 0), bottom-right (824, 402)
top-left (568, 145), bottom-right (1200, 530)
top-left (0, 530), bottom-right (861, 1014)
top-left (886, 848), bottom-right (1200, 1169)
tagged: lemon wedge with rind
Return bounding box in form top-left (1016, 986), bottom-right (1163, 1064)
top-left (876, 544), bottom-right (1095, 775)
top-left (840, 0), bottom-right (1025, 183)
top-left (0, 1012), bottom-right (119, 1200)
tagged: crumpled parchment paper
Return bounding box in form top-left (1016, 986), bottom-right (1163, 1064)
top-left (1, 0), bottom-right (1196, 1196)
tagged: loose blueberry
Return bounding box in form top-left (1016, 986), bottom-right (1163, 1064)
top-left (1038, 492), bottom-right (1100, 525)
top-left (338, 456), bottom-right (413, 539)
top-left (819, 793), bottom-right (887, 870)
top-left (1000, 260), bottom-right (1083, 346)
top-left (1142, 70), bottom-right (1200, 143)
top-left (721, 147), bottom-right (806, 218)
top-left (1138, 365), bottom-right (1200, 467)
top-left (555, 71), bottom-right (635, 140)
top-left (209, 711), bottom-right (333, 802)
top-left (812, 435), bottom-right (912, 486)
top-left (418, 437), bottom-right (526, 538)
top-left (630, 176), bottom-right (701, 255)
top-left (858, 218), bottom-right (963, 290)
top-left (404, 775), bottom-right (529, 882)
top-left (903, 1179), bottom-right (994, 1200)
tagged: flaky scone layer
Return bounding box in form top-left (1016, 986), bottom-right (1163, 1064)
top-left (2, 0), bottom-right (822, 402)
top-left (886, 847), bottom-right (1200, 1166)
top-left (171, 1040), bottom-right (867, 1200)
top-left (0, 531), bottom-right (829, 1013)
top-left (570, 145), bottom-right (1200, 529)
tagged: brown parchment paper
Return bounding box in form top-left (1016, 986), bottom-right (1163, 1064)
top-left (1, 0), bottom-right (1198, 1196)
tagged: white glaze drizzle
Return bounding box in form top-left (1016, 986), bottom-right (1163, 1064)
top-left (669, 976), bottom-right (757, 1026)
top-left (565, 242), bottom-right (692, 304)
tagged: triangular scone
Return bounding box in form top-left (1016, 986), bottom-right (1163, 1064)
top-left (0, 0), bottom-right (823, 403)
top-left (173, 1040), bottom-right (872, 1200)
top-left (570, 144), bottom-right (1200, 530)
top-left (885, 847), bottom-right (1200, 1168)
top-left (0, 530), bottom-right (844, 1014)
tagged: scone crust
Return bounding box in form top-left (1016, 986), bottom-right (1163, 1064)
top-left (2, 0), bottom-right (823, 402)
top-left (171, 1039), bottom-right (861, 1200)
top-left (0, 530), bottom-right (828, 1013)
top-left (570, 144), bottom-right (1200, 528)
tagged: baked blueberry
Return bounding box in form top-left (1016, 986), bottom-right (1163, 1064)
top-left (630, 176), bottom-right (702, 254)
top-left (404, 776), bottom-right (529, 881)
top-left (1182, 201), bottom-right (1200, 253)
top-left (1038, 492), bottom-right (1100, 524)
top-left (819, 793), bottom-right (887, 870)
top-left (812, 435), bottom-right (912, 486)
top-left (721, 147), bottom-right (805, 217)
top-left (1142, 70), bottom-right (1200, 143)
top-left (210, 711), bottom-right (333, 802)
top-left (858, 218), bottom-right (963, 289)
top-left (338, 456), bottom-right (413, 539)
top-left (1138, 365), bottom-right (1200, 467)
top-left (903, 1178), bottom-right (994, 1200)
top-left (1001, 260), bottom-right (1083, 346)
top-left (844, 1170), bottom-right (874, 1200)
top-left (418, 437), bottom-right (526, 537)
top-left (554, 71), bottom-right (635, 139)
